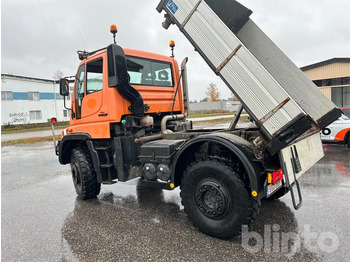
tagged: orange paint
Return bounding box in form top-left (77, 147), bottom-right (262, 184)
top-left (334, 128), bottom-right (350, 141)
top-left (71, 122), bottom-right (110, 139)
top-left (87, 99), bottom-right (97, 109)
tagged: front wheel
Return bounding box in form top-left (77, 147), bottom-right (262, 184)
top-left (70, 147), bottom-right (101, 199)
top-left (180, 159), bottom-right (259, 239)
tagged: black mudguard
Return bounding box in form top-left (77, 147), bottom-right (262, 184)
top-left (172, 132), bottom-right (264, 198)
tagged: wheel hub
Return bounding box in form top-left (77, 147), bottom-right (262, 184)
top-left (195, 180), bottom-right (229, 219)
top-left (71, 163), bottom-right (81, 188)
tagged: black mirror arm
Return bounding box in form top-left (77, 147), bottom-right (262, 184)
top-left (66, 75), bottom-right (76, 83)
top-left (63, 95), bottom-right (71, 111)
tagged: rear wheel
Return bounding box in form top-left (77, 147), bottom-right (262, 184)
top-left (347, 136), bottom-right (350, 148)
top-left (70, 147), bottom-right (101, 199)
top-left (180, 159), bottom-right (259, 239)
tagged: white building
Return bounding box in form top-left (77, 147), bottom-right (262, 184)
top-left (1, 74), bottom-right (71, 125)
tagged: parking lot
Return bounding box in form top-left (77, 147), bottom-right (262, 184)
top-left (1, 141), bottom-right (349, 261)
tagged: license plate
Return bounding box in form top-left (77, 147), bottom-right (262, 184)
top-left (266, 180), bottom-right (282, 197)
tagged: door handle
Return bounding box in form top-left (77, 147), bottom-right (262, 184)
top-left (98, 113), bottom-right (108, 116)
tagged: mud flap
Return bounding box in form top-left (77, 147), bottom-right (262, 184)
top-left (279, 133), bottom-right (324, 209)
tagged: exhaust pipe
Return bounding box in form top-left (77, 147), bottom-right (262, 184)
top-left (181, 57), bottom-right (190, 116)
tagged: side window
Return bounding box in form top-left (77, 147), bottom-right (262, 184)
top-left (29, 110), bottom-right (42, 120)
top-left (2, 91), bottom-right (13, 100)
top-left (28, 92), bottom-right (40, 101)
top-left (152, 62), bottom-right (173, 87)
top-left (86, 58), bottom-right (103, 94)
top-left (74, 64), bottom-right (85, 119)
top-left (126, 56), bottom-right (173, 87)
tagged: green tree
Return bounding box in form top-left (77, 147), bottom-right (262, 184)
top-left (205, 82), bottom-right (221, 101)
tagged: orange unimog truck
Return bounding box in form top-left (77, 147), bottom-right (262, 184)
top-left (57, 36), bottom-right (264, 239)
top-left (56, 0), bottom-right (341, 239)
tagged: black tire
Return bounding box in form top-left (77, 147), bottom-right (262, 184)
top-left (180, 158), bottom-right (259, 239)
top-left (70, 147), bottom-right (101, 199)
top-left (347, 136), bottom-right (350, 149)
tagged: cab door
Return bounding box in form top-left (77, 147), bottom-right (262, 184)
top-left (81, 58), bottom-right (104, 118)
top-left (73, 63), bottom-right (85, 120)
top-left (73, 58), bottom-right (104, 121)
top-left (330, 118), bottom-right (344, 141)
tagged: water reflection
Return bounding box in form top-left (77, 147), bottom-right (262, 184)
top-left (300, 145), bottom-right (350, 189)
top-left (61, 180), bottom-right (319, 261)
top-left (322, 145), bottom-right (350, 177)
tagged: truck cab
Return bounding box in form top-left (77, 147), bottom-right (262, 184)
top-left (66, 46), bottom-right (185, 139)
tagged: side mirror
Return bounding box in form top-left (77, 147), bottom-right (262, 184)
top-left (59, 78), bottom-right (69, 96)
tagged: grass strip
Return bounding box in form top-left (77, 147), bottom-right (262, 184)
top-left (1, 127), bottom-right (59, 135)
top-left (1, 121), bottom-right (69, 134)
top-left (1, 135), bottom-right (62, 147)
top-left (187, 112), bottom-right (234, 118)
top-left (1, 116), bottom-right (249, 147)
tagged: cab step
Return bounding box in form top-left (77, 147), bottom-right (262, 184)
top-left (95, 146), bottom-right (111, 151)
top-left (94, 145), bottom-right (115, 182)
top-left (100, 163), bottom-right (114, 168)
top-left (102, 180), bottom-right (117, 185)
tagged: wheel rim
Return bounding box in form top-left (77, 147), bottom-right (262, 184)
top-left (71, 162), bottom-right (82, 190)
top-left (195, 179), bottom-right (230, 219)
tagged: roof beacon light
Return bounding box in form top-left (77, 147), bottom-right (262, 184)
top-left (169, 40), bottom-right (175, 58)
top-left (110, 24), bottom-right (118, 44)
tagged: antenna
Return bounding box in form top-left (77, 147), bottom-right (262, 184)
top-left (78, 30), bottom-right (88, 51)
top-left (110, 24), bottom-right (118, 44)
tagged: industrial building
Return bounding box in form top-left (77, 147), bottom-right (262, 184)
top-left (301, 58), bottom-right (350, 107)
top-left (1, 74), bottom-right (70, 125)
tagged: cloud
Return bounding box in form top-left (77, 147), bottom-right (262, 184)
top-left (2, 0), bottom-right (349, 100)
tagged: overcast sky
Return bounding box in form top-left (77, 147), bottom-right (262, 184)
top-left (2, 0), bottom-right (350, 100)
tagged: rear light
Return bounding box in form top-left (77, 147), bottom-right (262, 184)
top-left (267, 169), bottom-right (283, 184)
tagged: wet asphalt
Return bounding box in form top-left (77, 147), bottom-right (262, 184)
top-left (1, 140), bottom-right (350, 261)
